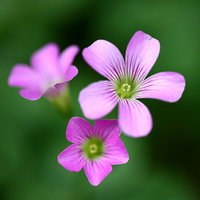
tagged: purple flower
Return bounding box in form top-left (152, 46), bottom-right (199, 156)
top-left (58, 117), bottom-right (129, 186)
top-left (79, 31), bottom-right (185, 137)
top-left (8, 43), bottom-right (79, 100)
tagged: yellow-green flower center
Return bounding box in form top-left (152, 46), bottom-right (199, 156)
top-left (115, 77), bottom-right (138, 99)
top-left (82, 137), bottom-right (104, 160)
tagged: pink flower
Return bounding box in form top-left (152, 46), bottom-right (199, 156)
top-left (8, 43), bottom-right (79, 100)
top-left (58, 117), bottom-right (129, 186)
top-left (79, 31), bottom-right (185, 137)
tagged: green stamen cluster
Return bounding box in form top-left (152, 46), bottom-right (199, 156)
top-left (115, 77), bottom-right (138, 99)
top-left (82, 137), bottom-right (104, 160)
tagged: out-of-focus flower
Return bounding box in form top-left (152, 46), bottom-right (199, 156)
top-left (58, 117), bottom-right (129, 186)
top-left (8, 43), bottom-right (79, 117)
top-left (8, 43), bottom-right (79, 100)
top-left (79, 31), bottom-right (185, 137)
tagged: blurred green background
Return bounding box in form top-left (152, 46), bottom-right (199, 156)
top-left (0, 0), bottom-right (200, 199)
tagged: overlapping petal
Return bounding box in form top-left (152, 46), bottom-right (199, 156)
top-left (43, 82), bottom-right (67, 97)
top-left (78, 81), bottom-right (118, 119)
top-left (19, 88), bottom-right (43, 100)
top-left (59, 45), bottom-right (79, 75)
top-left (84, 159), bottom-right (112, 186)
top-left (94, 119), bottom-right (121, 141)
top-left (58, 144), bottom-right (86, 172)
top-left (31, 43), bottom-right (61, 82)
top-left (118, 99), bottom-right (152, 137)
top-left (137, 72), bottom-right (186, 102)
top-left (125, 31), bottom-right (160, 83)
top-left (66, 117), bottom-right (94, 144)
top-left (105, 135), bottom-right (129, 165)
top-left (65, 65), bottom-right (78, 82)
top-left (8, 64), bottom-right (40, 88)
top-left (82, 40), bottom-right (125, 81)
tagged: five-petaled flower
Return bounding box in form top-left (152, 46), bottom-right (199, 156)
top-left (79, 31), bottom-right (186, 137)
top-left (8, 43), bottom-right (79, 100)
top-left (58, 117), bottom-right (129, 186)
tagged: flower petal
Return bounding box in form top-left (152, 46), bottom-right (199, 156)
top-left (125, 31), bottom-right (160, 83)
top-left (105, 135), bottom-right (129, 165)
top-left (119, 100), bottom-right (152, 137)
top-left (31, 43), bottom-right (61, 81)
top-left (137, 72), bottom-right (186, 102)
top-left (84, 159), bottom-right (112, 186)
top-left (59, 45), bottom-right (79, 74)
top-left (82, 40), bottom-right (125, 81)
top-left (66, 117), bottom-right (94, 144)
top-left (65, 65), bottom-right (78, 82)
top-left (19, 88), bottom-right (43, 100)
top-left (58, 144), bottom-right (86, 172)
top-left (94, 119), bottom-right (121, 141)
top-left (43, 82), bottom-right (67, 97)
top-left (8, 64), bottom-right (40, 89)
top-left (78, 80), bottom-right (118, 119)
